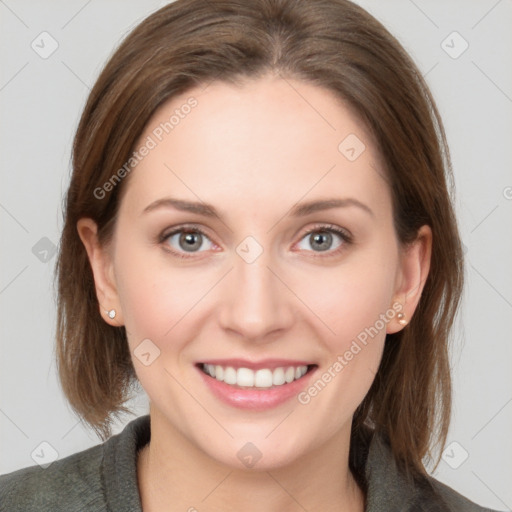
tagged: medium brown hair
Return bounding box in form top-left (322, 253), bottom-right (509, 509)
top-left (55, 0), bottom-right (463, 487)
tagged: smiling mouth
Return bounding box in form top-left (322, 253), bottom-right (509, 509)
top-left (197, 362), bottom-right (318, 389)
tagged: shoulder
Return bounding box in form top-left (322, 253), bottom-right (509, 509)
top-left (424, 475), bottom-right (502, 512)
top-left (0, 414), bottom-right (150, 512)
top-left (0, 441), bottom-right (106, 512)
top-left (356, 426), bottom-right (502, 512)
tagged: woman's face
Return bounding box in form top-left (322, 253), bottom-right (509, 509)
top-left (80, 75), bottom-right (430, 470)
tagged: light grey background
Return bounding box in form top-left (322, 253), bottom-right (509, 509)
top-left (1, 1), bottom-right (511, 510)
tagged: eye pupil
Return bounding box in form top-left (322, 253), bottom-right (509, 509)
top-left (180, 232), bottom-right (202, 251)
top-left (310, 231), bottom-right (332, 251)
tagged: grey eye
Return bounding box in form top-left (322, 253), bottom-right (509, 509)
top-left (165, 230), bottom-right (213, 253)
top-left (297, 230), bottom-right (343, 252)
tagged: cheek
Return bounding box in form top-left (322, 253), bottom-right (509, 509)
top-left (113, 245), bottom-right (213, 395)
top-left (297, 249), bottom-right (398, 351)
top-left (113, 239), bottom-right (216, 349)
top-left (292, 253), bottom-right (397, 421)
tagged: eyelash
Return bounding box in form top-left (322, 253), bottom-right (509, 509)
top-left (158, 223), bottom-right (353, 260)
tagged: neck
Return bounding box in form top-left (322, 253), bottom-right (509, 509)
top-left (137, 408), bottom-right (366, 512)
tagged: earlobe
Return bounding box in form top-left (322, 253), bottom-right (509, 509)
top-left (76, 218), bottom-right (123, 326)
top-left (387, 225), bottom-right (432, 334)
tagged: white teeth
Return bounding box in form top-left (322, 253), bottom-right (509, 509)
top-left (272, 367), bottom-right (285, 386)
top-left (254, 369), bottom-right (273, 388)
top-left (284, 366), bottom-right (295, 383)
top-left (223, 366), bottom-right (237, 385)
top-left (202, 364), bottom-right (310, 388)
top-left (236, 367), bottom-right (254, 387)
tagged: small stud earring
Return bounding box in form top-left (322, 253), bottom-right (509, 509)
top-left (106, 309), bottom-right (116, 319)
top-left (397, 312), bottom-right (407, 326)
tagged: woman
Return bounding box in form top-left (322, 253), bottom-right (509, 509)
top-left (0, 0), bottom-right (501, 510)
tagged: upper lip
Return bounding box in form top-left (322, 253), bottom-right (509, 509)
top-left (197, 359), bottom-right (317, 371)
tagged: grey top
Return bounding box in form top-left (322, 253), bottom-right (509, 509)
top-left (0, 414), bottom-right (499, 511)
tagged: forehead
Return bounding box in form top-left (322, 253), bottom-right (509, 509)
top-left (120, 76), bottom-right (390, 220)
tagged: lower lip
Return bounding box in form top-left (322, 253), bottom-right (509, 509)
top-left (196, 364), bottom-right (318, 410)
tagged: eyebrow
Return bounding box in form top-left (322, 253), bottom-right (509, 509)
top-left (141, 197), bottom-right (374, 219)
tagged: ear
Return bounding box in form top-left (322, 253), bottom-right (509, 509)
top-left (76, 218), bottom-right (124, 326)
top-left (387, 224), bottom-right (432, 334)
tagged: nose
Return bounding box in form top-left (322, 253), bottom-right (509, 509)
top-left (217, 245), bottom-right (295, 343)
